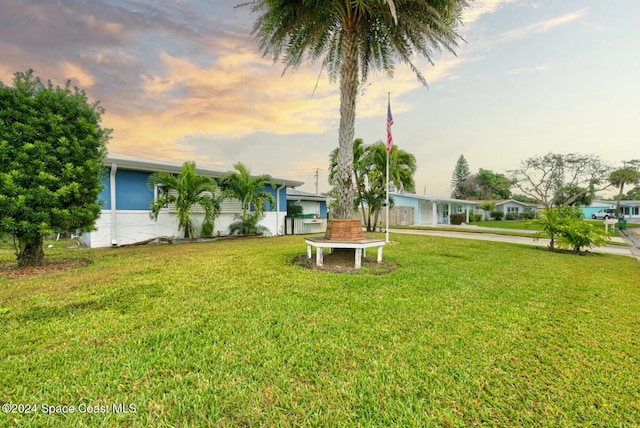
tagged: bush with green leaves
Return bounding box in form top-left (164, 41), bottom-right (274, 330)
top-left (0, 70), bottom-right (109, 266)
top-left (229, 212), bottom-right (270, 236)
top-left (559, 217), bottom-right (609, 252)
top-left (490, 210), bottom-right (504, 221)
top-left (468, 213), bottom-right (483, 223)
top-left (519, 209), bottom-right (536, 220)
top-left (201, 220), bottom-right (214, 238)
top-left (287, 204), bottom-right (303, 217)
top-left (505, 213), bottom-right (518, 221)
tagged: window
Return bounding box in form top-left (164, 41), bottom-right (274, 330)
top-left (507, 207), bottom-right (519, 214)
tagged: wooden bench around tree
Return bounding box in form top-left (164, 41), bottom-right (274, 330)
top-left (305, 237), bottom-right (385, 269)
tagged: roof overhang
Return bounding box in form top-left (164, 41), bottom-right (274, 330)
top-left (105, 156), bottom-right (304, 187)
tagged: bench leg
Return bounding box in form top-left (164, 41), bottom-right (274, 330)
top-left (377, 246), bottom-right (383, 263)
top-left (316, 247), bottom-right (323, 266)
top-left (307, 244), bottom-right (312, 259)
top-left (355, 248), bottom-right (362, 269)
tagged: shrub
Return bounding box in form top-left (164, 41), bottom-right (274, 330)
top-left (229, 213), bottom-right (270, 236)
top-left (450, 213), bottom-right (466, 225)
top-left (535, 206), bottom-right (609, 251)
top-left (558, 217), bottom-right (609, 252)
top-left (468, 213), bottom-right (483, 223)
top-left (287, 204), bottom-right (303, 217)
top-left (490, 210), bottom-right (504, 221)
top-left (201, 220), bottom-right (214, 238)
top-left (505, 213), bottom-right (518, 221)
top-left (520, 209), bottom-right (536, 220)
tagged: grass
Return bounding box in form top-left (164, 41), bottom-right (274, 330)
top-left (1, 234), bottom-right (639, 426)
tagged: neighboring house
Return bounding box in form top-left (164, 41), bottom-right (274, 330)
top-left (490, 200), bottom-right (540, 219)
top-left (285, 189), bottom-right (329, 235)
top-left (83, 157), bottom-right (303, 248)
top-left (581, 200), bottom-right (640, 219)
top-left (389, 193), bottom-right (482, 225)
top-left (286, 189), bottom-right (328, 218)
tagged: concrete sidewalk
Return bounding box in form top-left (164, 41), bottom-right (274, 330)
top-left (389, 227), bottom-right (636, 258)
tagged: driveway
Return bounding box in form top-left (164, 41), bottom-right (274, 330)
top-left (389, 227), bottom-right (637, 258)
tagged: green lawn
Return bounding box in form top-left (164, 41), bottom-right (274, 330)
top-left (1, 235), bottom-right (639, 426)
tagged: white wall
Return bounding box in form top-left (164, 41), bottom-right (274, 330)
top-left (84, 209), bottom-right (283, 248)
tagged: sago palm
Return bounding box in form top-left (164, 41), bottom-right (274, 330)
top-left (148, 161), bottom-right (222, 238)
top-left (244, 0), bottom-right (468, 219)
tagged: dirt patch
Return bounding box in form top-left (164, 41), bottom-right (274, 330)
top-left (0, 259), bottom-right (92, 280)
top-left (291, 248), bottom-right (398, 274)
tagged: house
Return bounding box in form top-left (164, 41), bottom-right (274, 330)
top-left (580, 200), bottom-right (640, 219)
top-left (284, 189), bottom-right (329, 235)
top-left (388, 193), bottom-right (482, 225)
top-left (488, 200), bottom-right (540, 219)
top-left (286, 189), bottom-right (328, 218)
top-left (83, 157), bottom-right (303, 247)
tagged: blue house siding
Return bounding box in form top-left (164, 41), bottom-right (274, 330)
top-left (98, 171), bottom-right (111, 210)
top-left (115, 170), bottom-right (154, 210)
top-left (258, 186), bottom-right (288, 212)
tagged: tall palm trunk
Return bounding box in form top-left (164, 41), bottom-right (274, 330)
top-left (336, 29), bottom-right (358, 219)
top-left (615, 184), bottom-right (625, 217)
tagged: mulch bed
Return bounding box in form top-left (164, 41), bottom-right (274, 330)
top-left (0, 259), bottom-right (92, 280)
top-left (291, 248), bottom-right (398, 275)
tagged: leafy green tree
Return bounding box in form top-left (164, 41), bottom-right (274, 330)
top-left (221, 163), bottom-right (275, 235)
top-left (0, 70), bottom-right (109, 266)
top-left (148, 161), bottom-right (222, 239)
top-left (609, 161), bottom-right (640, 216)
top-left (474, 168), bottom-right (512, 200)
top-left (450, 155), bottom-right (470, 199)
top-left (246, 0), bottom-right (467, 219)
top-left (621, 186), bottom-right (640, 200)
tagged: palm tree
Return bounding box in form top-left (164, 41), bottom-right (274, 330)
top-left (329, 138), bottom-right (368, 222)
top-left (609, 162), bottom-right (640, 217)
top-left (148, 161), bottom-right (222, 238)
top-left (329, 140), bottom-right (417, 231)
top-left (244, 0), bottom-right (467, 220)
top-left (365, 142), bottom-right (417, 230)
top-left (221, 163), bottom-right (276, 234)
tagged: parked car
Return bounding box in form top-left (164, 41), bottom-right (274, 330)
top-left (592, 209), bottom-right (617, 220)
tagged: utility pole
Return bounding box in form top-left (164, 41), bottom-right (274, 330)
top-left (314, 168), bottom-right (319, 195)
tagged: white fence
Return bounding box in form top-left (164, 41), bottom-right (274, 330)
top-left (284, 217), bottom-right (327, 235)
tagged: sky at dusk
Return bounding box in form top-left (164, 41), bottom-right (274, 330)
top-left (1, 0), bottom-right (638, 197)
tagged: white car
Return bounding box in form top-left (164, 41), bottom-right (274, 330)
top-left (591, 209), bottom-right (617, 220)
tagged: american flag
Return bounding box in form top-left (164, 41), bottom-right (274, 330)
top-left (386, 97), bottom-right (394, 153)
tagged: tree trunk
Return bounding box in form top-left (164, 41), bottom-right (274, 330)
top-left (17, 235), bottom-right (44, 267)
top-left (616, 184), bottom-right (624, 217)
top-left (335, 29), bottom-right (359, 219)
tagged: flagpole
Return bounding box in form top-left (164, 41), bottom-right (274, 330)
top-left (385, 92), bottom-right (390, 243)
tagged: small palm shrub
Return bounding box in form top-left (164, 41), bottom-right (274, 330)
top-left (536, 206), bottom-right (609, 252)
top-left (201, 220), bottom-right (214, 238)
top-left (229, 213), bottom-right (271, 236)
